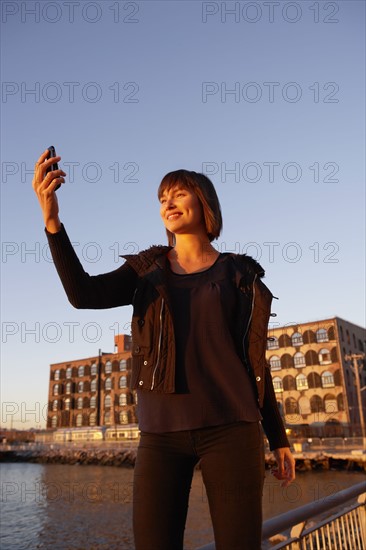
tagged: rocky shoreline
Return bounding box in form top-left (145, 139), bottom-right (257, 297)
top-left (1, 447), bottom-right (365, 471)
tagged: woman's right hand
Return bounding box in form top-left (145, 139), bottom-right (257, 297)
top-left (32, 149), bottom-right (66, 233)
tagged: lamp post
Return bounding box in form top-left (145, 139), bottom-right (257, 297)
top-left (345, 353), bottom-right (366, 441)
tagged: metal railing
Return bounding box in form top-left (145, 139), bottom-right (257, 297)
top-left (196, 481), bottom-right (366, 550)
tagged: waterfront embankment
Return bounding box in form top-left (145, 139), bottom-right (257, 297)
top-left (1, 444), bottom-right (365, 471)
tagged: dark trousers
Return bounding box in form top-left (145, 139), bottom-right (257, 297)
top-left (133, 421), bottom-right (265, 550)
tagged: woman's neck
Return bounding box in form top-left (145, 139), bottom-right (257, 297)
top-left (169, 233), bottom-right (219, 265)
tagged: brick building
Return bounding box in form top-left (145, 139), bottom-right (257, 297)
top-left (266, 317), bottom-right (366, 437)
top-left (47, 334), bottom-right (137, 429)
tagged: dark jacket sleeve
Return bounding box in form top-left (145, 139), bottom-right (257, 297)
top-left (260, 365), bottom-right (290, 450)
top-left (45, 223), bottom-right (137, 309)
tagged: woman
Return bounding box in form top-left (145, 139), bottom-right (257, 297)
top-left (33, 149), bottom-right (295, 550)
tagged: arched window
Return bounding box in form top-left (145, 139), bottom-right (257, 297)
top-left (294, 352), bottom-right (306, 368)
top-left (321, 371), bottom-right (335, 388)
top-left (272, 376), bottom-right (283, 393)
top-left (291, 332), bottom-right (303, 346)
top-left (105, 377), bottom-right (112, 391)
top-left (91, 379), bottom-right (97, 392)
top-left (267, 337), bottom-right (279, 350)
top-left (105, 360), bottom-right (112, 374)
top-left (64, 398), bottom-right (71, 411)
top-left (53, 384), bottom-right (59, 396)
top-left (104, 411), bottom-right (111, 425)
top-left (78, 381), bottom-right (84, 393)
top-left (89, 412), bottom-right (96, 426)
top-left (119, 393), bottom-right (127, 406)
top-left (51, 416), bottom-right (57, 428)
top-left (298, 396), bottom-right (311, 415)
top-left (308, 372), bottom-right (322, 388)
top-left (303, 330), bottom-right (316, 344)
top-left (285, 397), bottom-right (299, 415)
top-left (77, 397), bottom-right (83, 409)
top-left (316, 328), bottom-right (329, 343)
top-left (66, 367), bottom-right (72, 378)
top-left (119, 376), bottom-right (127, 389)
top-left (52, 400), bottom-right (58, 411)
top-left (319, 348), bottom-right (332, 365)
top-left (279, 334), bottom-right (291, 348)
top-left (305, 350), bottom-right (319, 366)
top-left (90, 396), bottom-right (96, 409)
top-left (296, 373), bottom-right (308, 390)
top-left (54, 369), bottom-right (60, 380)
top-left (283, 375), bottom-right (296, 391)
top-left (119, 411), bottom-right (129, 424)
top-left (269, 356), bottom-right (281, 371)
top-left (104, 394), bottom-right (112, 408)
top-left (78, 365), bottom-right (84, 377)
top-left (76, 413), bottom-right (83, 427)
top-left (65, 382), bottom-right (72, 394)
top-left (337, 393), bottom-right (344, 411)
top-left (119, 359), bottom-right (127, 371)
top-left (310, 395), bottom-right (324, 413)
top-left (281, 354), bottom-right (293, 369)
top-left (91, 363), bottom-right (98, 376)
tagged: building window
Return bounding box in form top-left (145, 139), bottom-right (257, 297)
top-left (105, 395), bottom-right (112, 408)
top-left (104, 411), bottom-right (111, 425)
top-left (53, 384), bottom-right (59, 396)
top-left (65, 382), bottom-right (72, 394)
top-left (119, 393), bottom-right (127, 406)
top-left (78, 381), bottom-right (84, 393)
top-left (52, 400), bottom-right (58, 411)
top-left (54, 369), bottom-right (60, 381)
top-left (134, 391), bottom-right (138, 405)
top-left (119, 411), bottom-right (129, 424)
top-left (291, 332), bottom-right (303, 346)
top-left (319, 348), bottom-right (332, 365)
top-left (64, 398), bottom-right (71, 410)
top-left (269, 356), bottom-right (281, 371)
top-left (294, 352), bottom-right (306, 368)
top-left (321, 371), bottom-right (335, 388)
top-left (267, 337), bottom-right (279, 350)
top-left (77, 397), bottom-right (83, 409)
top-left (285, 397), bottom-right (299, 415)
top-left (105, 377), bottom-right (112, 391)
top-left (78, 365), bottom-right (84, 377)
top-left (89, 412), bottom-right (96, 426)
top-left (51, 416), bottom-right (57, 428)
top-left (119, 376), bottom-right (127, 389)
top-left (119, 359), bottom-right (127, 371)
top-left (91, 363), bottom-right (98, 376)
top-left (90, 396), bottom-right (97, 408)
top-left (76, 414), bottom-right (83, 427)
top-left (105, 360), bottom-right (112, 374)
top-left (66, 367), bottom-right (72, 378)
top-left (283, 375), bottom-right (296, 391)
top-left (91, 379), bottom-right (97, 392)
top-left (310, 395), bottom-right (324, 413)
top-left (296, 374), bottom-right (308, 390)
top-left (316, 329), bottom-right (329, 343)
top-left (272, 376), bottom-right (283, 393)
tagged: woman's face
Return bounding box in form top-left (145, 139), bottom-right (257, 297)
top-left (159, 185), bottom-right (205, 237)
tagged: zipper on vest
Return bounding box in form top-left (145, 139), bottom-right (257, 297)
top-left (242, 273), bottom-right (257, 369)
top-left (150, 298), bottom-right (164, 390)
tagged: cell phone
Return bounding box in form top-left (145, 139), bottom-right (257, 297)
top-left (46, 145), bottom-right (61, 191)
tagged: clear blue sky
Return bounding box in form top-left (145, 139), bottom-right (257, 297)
top-left (1, 1), bottom-right (365, 429)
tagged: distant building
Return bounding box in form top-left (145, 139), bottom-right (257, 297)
top-left (47, 334), bottom-right (137, 430)
top-left (48, 319), bottom-right (366, 437)
top-left (266, 317), bottom-right (366, 437)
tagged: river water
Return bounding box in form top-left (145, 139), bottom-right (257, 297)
top-left (0, 463), bottom-right (364, 549)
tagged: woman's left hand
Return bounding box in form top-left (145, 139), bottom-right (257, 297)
top-left (271, 447), bottom-right (296, 487)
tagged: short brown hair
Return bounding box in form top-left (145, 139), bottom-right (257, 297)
top-left (158, 169), bottom-right (223, 246)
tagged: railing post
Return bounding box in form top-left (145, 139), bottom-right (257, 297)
top-left (357, 493), bottom-right (366, 546)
